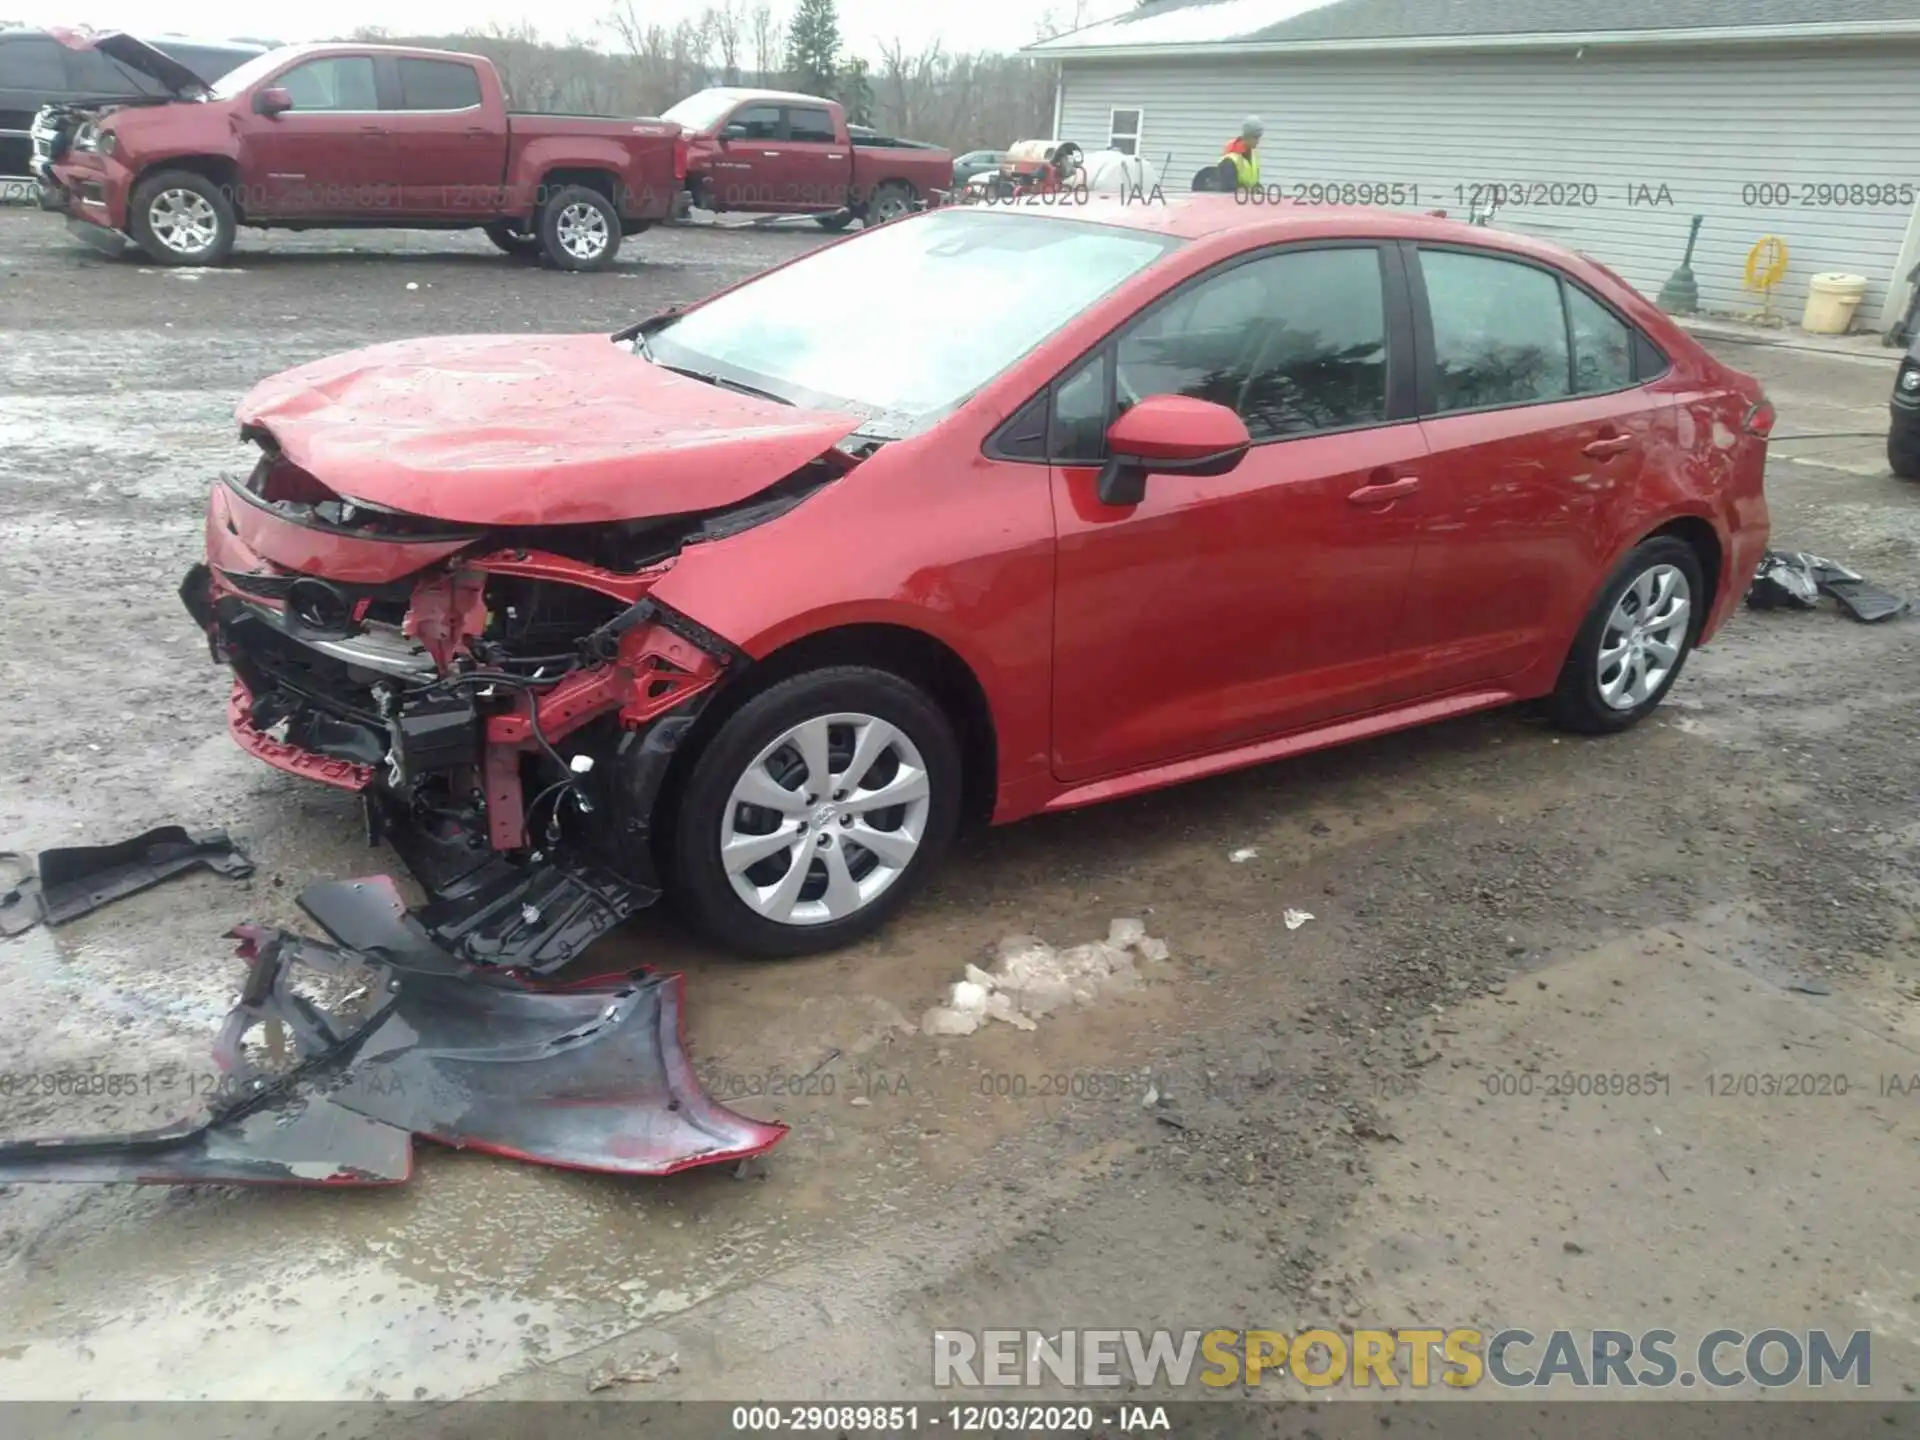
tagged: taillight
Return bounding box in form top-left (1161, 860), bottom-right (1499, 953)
top-left (673, 134), bottom-right (688, 183)
top-left (1743, 397), bottom-right (1776, 437)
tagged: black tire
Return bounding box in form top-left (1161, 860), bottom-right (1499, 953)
top-left (668, 666), bottom-right (962, 958)
top-left (814, 210), bottom-right (854, 231)
top-left (863, 181), bottom-right (913, 227)
top-left (482, 220), bottom-right (540, 256)
top-left (127, 169), bottom-right (235, 266)
top-left (1889, 423), bottom-right (1920, 479)
top-left (1548, 536), bottom-right (1705, 735)
top-left (536, 184), bottom-right (622, 271)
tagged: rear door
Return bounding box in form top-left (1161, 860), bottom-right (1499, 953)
top-left (238, 54), bottom-right (392, 217)
top-left (1047, 242), bottom-right (1430, 782)
top-left (380, 56), bottom-right (499, 215)
top-left (709, 101), bottom-right (784, 211)
top-left (1402, 243), bottom-right (1672, 691)
top-left (779, 103), bottom-right (847, 211)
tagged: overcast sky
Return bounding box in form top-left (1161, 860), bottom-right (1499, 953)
top-left (6, 0), bottom-right (1124, 62)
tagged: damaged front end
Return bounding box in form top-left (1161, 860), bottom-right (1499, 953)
top-left (0, 876), bottom-right (786, 1186)
top-left (183, 428), bottom-right (849, 972)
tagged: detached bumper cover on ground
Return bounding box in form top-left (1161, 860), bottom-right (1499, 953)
top-left (0, 875), bottom-right (786, 1187)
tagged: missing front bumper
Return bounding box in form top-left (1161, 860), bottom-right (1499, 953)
top-left (0, 875), bottom-right (786, 1187)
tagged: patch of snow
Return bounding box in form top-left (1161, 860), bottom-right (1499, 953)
top-left (920, 922), bottom-right (1173, 1036)
top-left (1284, 908), bottom-right (1314, 930)
top-left (1033, 0), bottom-right (1344, 51)
top-left (1229, 847), bottom-right (1258, 863)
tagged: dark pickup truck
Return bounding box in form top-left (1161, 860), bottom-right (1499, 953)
top-left (39, 34), bottom-right (685, 269)
top-left (663, 87), bottom-right (949, 229)
top-left (5, 27), bottom-right (265, 179)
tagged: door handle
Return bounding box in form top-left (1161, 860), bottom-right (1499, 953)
top-left (1583, 434), bottom-right (1636, 458)
top-left (361, 125), bottom-right (388, 136)
top-left (1348, 475), bottom-right (1421, 504)
top-left (466, 126), bottom-right (488, 138)
top-left (762, 150), bottom-right (781, 157)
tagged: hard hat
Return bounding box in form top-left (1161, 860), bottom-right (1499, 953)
top-left (1242, 116), bottom-right (1264, 139)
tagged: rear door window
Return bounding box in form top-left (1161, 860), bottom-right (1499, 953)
top-left (0, 36), bottom-right (67, 92)
top-left (1419, 248), bottom-right (1572, 412)
top-left (396, 58), bottom-right (481, 111)
top-left (786, 106), bottom-right (836, 143)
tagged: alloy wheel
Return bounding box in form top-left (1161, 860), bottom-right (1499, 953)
top-left (148, 189), bottom-right (218, 257)
top-left (556, 202), bottom-right (609, 261)
top-left (1597, 563), bottom-right (1692, 710)
top-left (720, 712), bottom-right (932, 927)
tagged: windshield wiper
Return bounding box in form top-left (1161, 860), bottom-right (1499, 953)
top-left (654, 364), bottom-right (795, 406)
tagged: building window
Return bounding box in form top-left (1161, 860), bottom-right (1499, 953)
top-left (1108, 107), bottom-right (1143, 156)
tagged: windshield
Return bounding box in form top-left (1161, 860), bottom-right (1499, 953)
top-left (644, 209), bottom-right (1180, 433)
top-left (209, 48), bottom-right (297, 99)
top-left (660, 89), bottom-right (742, 132)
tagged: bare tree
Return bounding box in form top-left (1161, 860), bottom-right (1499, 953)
top-left (604, 4), bottom-right (718, 111)
top-left (707, 0), bottom-right (746, 85)
top-left (1034, 1), bottom-right (1095, 41)
top-left (749, 3), bottom-right (785, 85)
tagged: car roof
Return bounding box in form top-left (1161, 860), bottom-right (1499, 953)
top-left (959, 193), bottom-right (1605, 269)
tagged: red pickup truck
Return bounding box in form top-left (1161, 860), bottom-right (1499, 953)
top-left (662, 87), bottom-right (949, 229)
top-left (39, 34), bottom-right (685, 270)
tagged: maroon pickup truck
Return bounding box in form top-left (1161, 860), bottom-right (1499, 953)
top-left (39, 34), bottom-right (686, 269)
top-left (662, 87), bottom-right (949, 229)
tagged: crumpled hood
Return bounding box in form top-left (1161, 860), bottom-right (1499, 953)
top-left (236, 334), bottom-right (868, 526)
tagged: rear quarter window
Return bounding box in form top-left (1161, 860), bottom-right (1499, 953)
top-left (0, 36), bottom-right (67, 92)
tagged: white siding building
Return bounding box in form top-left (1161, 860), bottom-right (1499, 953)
top-left (1028, 0), bottom-right (1920, 328)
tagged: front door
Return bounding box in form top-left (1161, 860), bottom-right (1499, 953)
top-left (1402, 244), bottom-right (1668, 691)
top-left (1049, 243), bottom-right (1430, 783)
top-left (708, 102), bottom-right (784, 212)
top-left (237, 54), bottom-right (392, 219)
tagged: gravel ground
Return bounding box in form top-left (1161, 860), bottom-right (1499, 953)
top-left (0, 212), bottom-right (1915, 1420)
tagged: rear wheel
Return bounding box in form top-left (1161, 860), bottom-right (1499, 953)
top-left (1549, 536), bottom-right (1704, 735)
top-left (1889, 423), bottom-right (1920, 479)
top-left (483, 220), bottom-right (540, 256)
top-left (127, 170), bottom-right (235, 266)
top-left (864, 182), bottom-right (914, 226)
top-left (537, 185), bottom-right (621, 271)
top-left (669, 667), bottom-right (961, 958)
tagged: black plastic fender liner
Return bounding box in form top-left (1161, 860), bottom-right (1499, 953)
top-left (0, 917), bottom-right (787, 1188)
top-left (0, 826), bottom-right (254, 936)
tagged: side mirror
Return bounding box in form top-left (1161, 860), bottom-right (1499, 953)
top-left (253, 87), bottom-right (293, 117)
top-left (720, 123), bottom-right (747, 142)
top-left (1096, 394), bottom-right (1251, 506)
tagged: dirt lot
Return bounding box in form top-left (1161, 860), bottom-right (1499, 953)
top-left (0, 211), bottom-right (1916, 1419)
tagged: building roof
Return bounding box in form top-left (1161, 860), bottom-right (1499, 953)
top-left (1027, 0), bottom-right (1920, 57)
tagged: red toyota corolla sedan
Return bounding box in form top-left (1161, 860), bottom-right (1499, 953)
top-left (181, 197), bottom-right (1772, 961)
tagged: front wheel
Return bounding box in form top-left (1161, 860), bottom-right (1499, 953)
top-left (127, 170), bottom-right (236, 266)
top-left (1548, 536), bottom-right (1704, 734)
top-left (537, 184), bottom-right (622, 271)
top-left (669, 667), bottom-right (962, 958)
